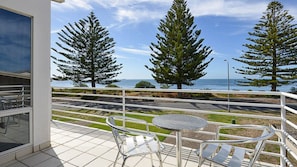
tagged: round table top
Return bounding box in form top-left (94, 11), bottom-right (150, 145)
top-left (152, 114), bottom-right (207, 131)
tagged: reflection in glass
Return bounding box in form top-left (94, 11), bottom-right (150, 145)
top-left (0, 9), bottom-right (31, 74)
top-left (0, 9), bottom-right (31, 152)
top-left (0, 114), bottom-right (29, 152)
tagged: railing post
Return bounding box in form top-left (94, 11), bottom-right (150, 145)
top-left (280, 93), bottom-right (286, 166)
top-left (122, 89), bottom-right (126, 128)
top-left (21, 85), bottom-right (25, 107)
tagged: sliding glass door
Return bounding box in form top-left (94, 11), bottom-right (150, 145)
top-left (0, 8), bottom-right (31, 152)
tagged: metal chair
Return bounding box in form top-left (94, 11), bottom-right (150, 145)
top-left (196, 124), bottom-right (275, 167)
top-left (0, 96), bottom-right (21, 134)
top-left (106, 116), bottom-right (164, 167)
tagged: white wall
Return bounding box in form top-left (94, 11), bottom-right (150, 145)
top-left (1, 0), bottom-right (51, 153)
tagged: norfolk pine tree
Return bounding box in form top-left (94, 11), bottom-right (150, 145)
top-left (233, 1), bottom-right (297, 91)
top-left (52, 12), bottom-right (122, 88)
top-left (146, 0), bottom-right (213, 89)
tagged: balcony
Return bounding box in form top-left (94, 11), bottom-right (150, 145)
top-left (3, 121), bottom-right (208, 167)
top-left (4, 87), bottom-right (297, 166)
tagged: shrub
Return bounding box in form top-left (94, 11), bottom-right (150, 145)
top-left (135, 80), bottom-right (156, 88)
top-left (106, 84), bottom-right (119, 88)
top-left (160, 84), bottom-right (170, 89)
top-left (290, 87), bottom-right (297, 93)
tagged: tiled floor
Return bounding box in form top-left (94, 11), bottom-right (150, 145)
top-left (2, 121), bottom-right (201, 167)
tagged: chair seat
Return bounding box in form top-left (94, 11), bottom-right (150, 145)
top-left (106, 116), bottom-right (163, 167)
top-left (196, 125), bottom-right (275, 167)
top-left (201, 143), bottom-right (246, 167)
top-left (125, 135), bottom-right (161, 156)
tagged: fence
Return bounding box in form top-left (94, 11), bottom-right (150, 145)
top-left (52, 87), bottom-right (297, 166)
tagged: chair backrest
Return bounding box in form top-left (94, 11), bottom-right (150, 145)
top-left (248, 126), bottom-right (275, 167)
top-left (106, 116), bottom-right (127, 152)
top-left (0, 97), bottom-right (4, 110)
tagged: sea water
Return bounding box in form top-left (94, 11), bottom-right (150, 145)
top-left (51, 79), bottom-right (296, 92)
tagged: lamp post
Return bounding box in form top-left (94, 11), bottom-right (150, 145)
top-left (224, 60), bottom-right (230, 112)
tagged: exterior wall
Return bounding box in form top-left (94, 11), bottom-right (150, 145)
top-left (0, 0), bottom-right (51, 163)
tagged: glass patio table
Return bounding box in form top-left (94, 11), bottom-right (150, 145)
top-left (153, 114), bottom-right (207, 167)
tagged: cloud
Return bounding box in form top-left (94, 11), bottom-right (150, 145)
top-left (51, 29), bottom-right (61, 34)
top-left (114, 53), bottom-right (129, 59)
top-left (91, 0), bottom-right (272, 27)
top-left (118, 47), bottom-right (150, 56)
top-left (287, 7), bottom-right (297, 21)
top-left (93, 0), bottom-right (169, 9)
top-left (115, 8), bottom-right (164, 22)
top-left (52, 0), bottom-right (297, 26)
top-left (188, 0), bottom-right (268, 20)
top-left (51, 0), bottom-right (93, 11)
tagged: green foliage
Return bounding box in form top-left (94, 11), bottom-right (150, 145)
top-left (290, 87), bottom-right (297, 93)
top-left (105, 83), bottom-right (119, 88)
top-left (74, 82), bottom-right (88, 87)
top-left (51, 12), bottom-right (122, 88)
top-left (233, 1), bottom-right (297, 91)
top-left (160, 84), bottom-right (170, 89)
top-left (135, 80), bottom-right (156, 88)
top-left (146, 0), bottom-right (213, 89)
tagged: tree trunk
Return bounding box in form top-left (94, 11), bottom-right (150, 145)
top-left (177, 83), bottom-right (182, 97)
top-left (91, 80), bottom-right (96, 94)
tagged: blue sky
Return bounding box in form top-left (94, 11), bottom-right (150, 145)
top-left (0, 9), bottom-right (31, 73)
top-left (51, 0), bottom-right (297, 79)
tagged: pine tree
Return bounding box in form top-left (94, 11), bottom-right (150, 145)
top-left (146, 0), bottom-right (213, 89)
top-left (52, 12), bottom-right (122, 88)
top-left (233, 1), bottom-right (297, 91)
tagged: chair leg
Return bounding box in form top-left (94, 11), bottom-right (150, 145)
top-left (113, 151), bottom-right (120, 167)
top-left (4, 116), bottom-right (9, 134)
top-left (149, 153), bottom-right (154, 166)
top-left (156, 152), bottom-right (163, 167)
top-left (122, 157), bottom-right (127, 167)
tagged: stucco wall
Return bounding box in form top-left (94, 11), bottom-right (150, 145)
top-left (0, 0), bottom-right (51, 162)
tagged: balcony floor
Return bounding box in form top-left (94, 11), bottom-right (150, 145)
top-left (3, 121), bottom-right (202, 167)
top-left (2, 121), bottom-right (278, 167)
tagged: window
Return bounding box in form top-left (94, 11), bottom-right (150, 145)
top-left (0, 8), bottom-right (31, 152)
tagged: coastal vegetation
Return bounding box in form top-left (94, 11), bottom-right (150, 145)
top-left (134, 80), bottom-right (156, 88)
top-left (233, 1), bottom-right (297, 91)
top-left (146, 0), bottom-right (213, 90)
top-left (51, 12), bottom-right (122, 89)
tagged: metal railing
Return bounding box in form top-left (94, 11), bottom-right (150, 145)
top-left (52, 87), bottom-right (297, 166)
top-left (0, 85), bottom-right (31, 111)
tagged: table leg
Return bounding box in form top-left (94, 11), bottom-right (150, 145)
top-left (176, 131), bottom-right (182, 167)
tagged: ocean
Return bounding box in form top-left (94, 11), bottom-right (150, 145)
top-left (51, 79), bottom-right (295, 92)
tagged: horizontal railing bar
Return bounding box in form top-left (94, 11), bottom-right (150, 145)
top-left (53, 109), bottom-right (105, 119)
top-left (0, 85), bottom-right (27, 88)
top-left (284, 105), bottom-right (297, 115)
top-left (52, 86), bottom-right (281, 95)
top-left (124, 103), bottom-right (281, 120)
top-left (53, 91), bottom-right (281, 109)
top-left (52, 103), bottom-right (121, 113)
top-left (281, 92), bottom-right (297, 99)
top-left (283, 130), bottom-right (297, 150)
top-left (286, 119), bottom-right (297, 132)
top-left (125, 95), bottom-right (281, 108)
top-left (52, 92), bottom-right (122, 98)
top-left (52, 114), bottom-right (107, 126)
top-left (53, 97), bottom-right (122, 106)
top-left (53, 101), bottom-right (281, 120)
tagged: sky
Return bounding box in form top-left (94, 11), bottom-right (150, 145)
top-left (0, 9), bottom-right (31, 73)
top-left (50, 0), bottom-right (297, 80)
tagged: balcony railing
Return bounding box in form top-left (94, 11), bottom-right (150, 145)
top-left (52, 87), bottom-right (297, 166)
